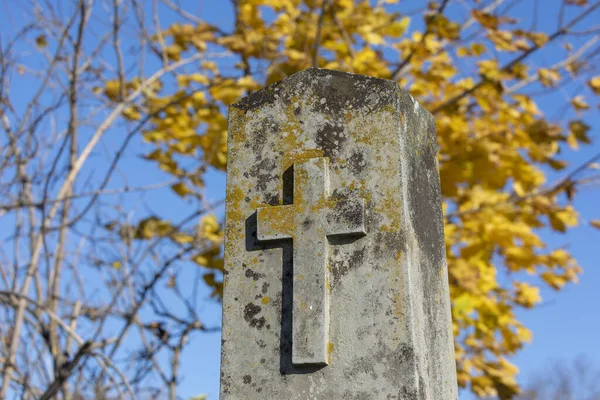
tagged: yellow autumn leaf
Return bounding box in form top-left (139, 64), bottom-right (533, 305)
top-left (513, 181), bottom-right (526, 197)
top-left (538, 68), bottom-right (560, 87)
top-left (198, 214), bottom-right (222, 243)
top-left (541, 271), bottom-right (569, 290)
top-left (517, 326), bottom-right (533, 343)
top-left (364, 31), bottom-right (384, 45)
top-left (571, 95), bottom-right (589, 111)
top-left (189, 73), bottom-right (210, 85)
top-left (569, 120), bottom-right (591, 147)
top-left (547, 158), bottom-right (568, 171)
top-left (456, 47), bottom-right (470, 57)
top-left (382, 17), bottom-right (410, 37)
top-left (122, 106), bottom-right (142, 121)
top-left (528, 32), bottom-right (549, 47)
top-left (471, 43), bottom-right (486, 56)
top-left (103, 80), bottom-right (121, 101)
top-left (203, 272), bottom-right (216, 286)
top-left (472, 10), bottom-right (499, 29)
top-left (35, 35), bottom-right (48, 49)
top-left (453, 293), bottom-right (475, 316)
top-left (514, 282), bottom-right (541, 308)
top-left (588, 76), bottom-right (600, 95)
top-left (209, 83), bottom-right (243, 104)
top-left (192, 254), bottom-right (210, 266)
top-left (478, 60), bottom-right (502, 81)
top-left (488, 30), bottom-right (517, 52)
top-left (548, 207), bottom-right (578, 232)
top-left (135, 217), bottom-right (173, 239)
top-left (171, 182), bottom-right (193, 197)
top-left (171, 233), bottom-right (194, 244)
top-left (203, 273), bottom-right (223, 298)
top-left (165, 44), bottom-right (184, 61)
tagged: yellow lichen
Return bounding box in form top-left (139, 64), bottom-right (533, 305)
top-left (283, 149), bottom-right (325, 170)
top-left (258, 205), bottom-right (296, 237)
top-left (228, 107), bottom-right (247, 143)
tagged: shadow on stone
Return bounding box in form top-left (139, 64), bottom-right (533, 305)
top-left (327, 235), bottom-right (364, 246)
top-left (282, 164), bottom-right (294, 205)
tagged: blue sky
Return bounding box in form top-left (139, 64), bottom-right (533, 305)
top-left (1, 0), bottom-right (598, 399)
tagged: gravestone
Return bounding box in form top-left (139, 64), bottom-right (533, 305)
top-left (220, 68), bottom-right (457, 399)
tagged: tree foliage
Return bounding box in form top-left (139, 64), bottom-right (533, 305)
top-left (1, 0), bottom-right (599, 398)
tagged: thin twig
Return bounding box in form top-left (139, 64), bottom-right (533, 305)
top-left (313, 0), bottom-right (329, 67)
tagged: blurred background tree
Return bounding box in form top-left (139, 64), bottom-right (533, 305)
top-left (0, 0), bottom-right (599, 399)
top-left (515, 355), bottom-right (600, 400)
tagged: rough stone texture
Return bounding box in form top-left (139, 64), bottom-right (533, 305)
top-left (221, 68), bottom-right (458, 399)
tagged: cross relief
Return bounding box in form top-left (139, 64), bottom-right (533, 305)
top-left (256, 156), bottom-right (366, 366)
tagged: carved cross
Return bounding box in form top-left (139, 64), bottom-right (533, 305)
top-left (256, 157), bottom-right (366, 366)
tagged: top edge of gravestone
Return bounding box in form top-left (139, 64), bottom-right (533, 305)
top-left (231, 67), bottom-right (404, 112)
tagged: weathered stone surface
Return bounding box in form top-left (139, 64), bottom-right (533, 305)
top-left (220, 68), bottom-right (457, 399)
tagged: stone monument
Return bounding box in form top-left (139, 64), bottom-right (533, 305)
top-left (220, 68), bottom-right (457, 399)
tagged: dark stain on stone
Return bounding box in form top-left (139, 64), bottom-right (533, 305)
top-left (264, 192), bottom-right (280, 206)
top-left (302, 218), bottom-right (313, 230)
top-left (341, 391), bottom-right (372, 400)
top-left (243, 375), bottom-right (252, 384)
top-left (418, 375), bottom-right (427, 400)
top-left (399, 386), bottom-right (419, 400)
top-left (330, 247), bottom-right (365, 286)
top-left (343, 354), bottom-right (378, 382)
top-left (261, 282), bottom-right (269, 294)
top-left (350, 247), bottom-right (366, 267)
top-left (347, 150), bottom-right (367, 175)
top-left (381, 343), bottom-right (417, 385)
top-left (244, 303), bottom-right (266, 329)
top-left (382, 231), bottom-right (407, 254)
top-left (315, 121), bottom-right (346, 159)
top-left (245, 268), bottom-right (265, 281)
top-left (244, 303), bottom-right (261, 319)
top-left (250, 118), bottom-right (279, 155)
top-left (335, 197), bottom-right (364, 227)
top-left (249, 157), bottom-right (278, 193)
